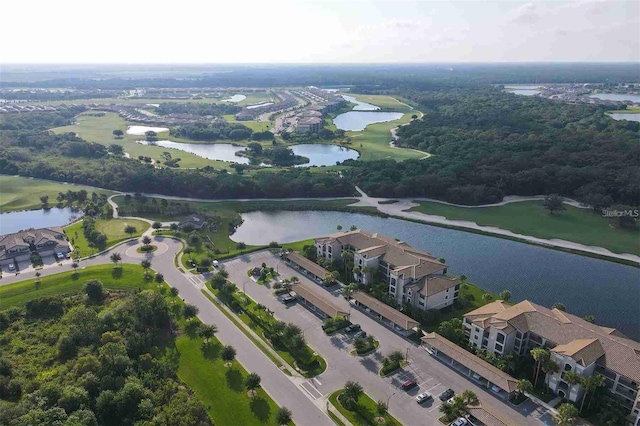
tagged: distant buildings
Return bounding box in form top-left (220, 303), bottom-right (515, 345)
top-left (0, 227), bottom-right (70, 266)
top-left (463, 300), bottom-right (640, 419)
top-left (179, 213), bottom-right (208, 230)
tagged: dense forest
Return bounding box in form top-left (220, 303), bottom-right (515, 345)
top-left (0, 288), bottom-right (210, 426)
top-left (170, 121), bottom-right (254, 141)
top-left (157, 103), bottom-right (241, 117)
top-left (345, 88), bottom-right (640, 205)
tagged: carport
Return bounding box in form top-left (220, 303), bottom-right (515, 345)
top-left (421, 333), bottom-right (517, 400)
top-left (350, 291), bottom-right (419, 336)
top-left (291, 283), bottom-right (349, 319)
top-left (285, 252), bottom-right (329, 283)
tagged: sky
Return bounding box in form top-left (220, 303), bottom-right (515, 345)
top-left (1, 0), bottom-right (638, 63)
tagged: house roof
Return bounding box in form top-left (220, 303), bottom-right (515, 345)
top-left (411, 275), bottom-right (460, 297)
top-left (1, 227), bottom-right (66, 259)
top-left (351, 291), bottom-right (419, 330)
top-left (465, 405), bottom-right (510, 426)
top-left (464, 300), bottom-right (640, 382)
top-left (292, 283), bottom-right (348, 318)
top-left (552, 339), bottom-right (606, 367)
top-left (422, 333), bottom-right (519, 393)
top-left (285, 252), bottom-right (330, 279)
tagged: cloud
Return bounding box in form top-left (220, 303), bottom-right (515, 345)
top-left (512, 2), bottom-right (541, 24)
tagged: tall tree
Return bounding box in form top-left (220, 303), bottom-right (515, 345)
top-left (555, 403), bottom-right (578, 426)
top-left (244, 373), bottom-right (261, 396)
top-left (110, 252), bottom-right (122, 268)
top-left (276, 407), bottom-right (292, 426)
top-left (544, 194), bottom-right (566, 215)
top-left (342, 381), bottom-right (363, 409)
top-left (531, 347), bottom-right (549, 387)
top-left (499, 290), bottom-right (512, 302)
top-left (124, 225), bottom-right (137, 238)
top-left (580, 374), bottom-right (605, 413)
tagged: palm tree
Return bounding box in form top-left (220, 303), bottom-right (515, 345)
top-left (244, 373), bottom-right (261, 397)
top-left (349, 225), bottom-right (357, 231)
top-left (276, 407), bottom-right (292, 426)
top-left (140, 259), bottom-right (151, 270)
top-left (110, 252), bottom-right (121, 268)
top-left (336, 225), bottom-right (342, 231)
top-left (35, 272), bottom-right (41, 283)
top-left (563, 371), bottom-right (581, 395)
top-left (341, 251), bottom-right (353, 277)
top-left (376, 400), bottom-right (387, 418)
top-left (555, 403), bottom-right (578, 426)
top-left (542, 358), bottom-right (560, 387)
top-left (198, 324), bottom-right (218, 344)
top-left (516, 379), bottom-right (533, 397)
top-left (221, 345), bottom-right (236, 365)
top-left (342, 381), bottom-right (363, 409)
top-left (460, 390), bottom-right (478, 405)
top-left (580, 374), bottom-right (605, 413)
top-left (343, 283), bottom-right (358, 299)
top-left (531, 347), bottom-right (549, 387)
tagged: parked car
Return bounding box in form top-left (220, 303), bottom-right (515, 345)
top-left (56, 252), bottom-right (64, 259)
top-left (345, 324), bottom-right (361, 333)
top-left (466, 415), bottom-right (479, 425)
top-left (451, 418), bottom-right (467, 426)
top-left (8, 263), bottom-right (15, 271)
top-left (401, 379), bottom-right (417, 391)
top-left (65, 252), bottom-right (71, 259)
top-left (416, 392), bottom-right (432, 404)
top-left (353, 330), bottom-right (367, 339)
top-left (439, 388), bottom-right (455, 401)
top-left (281, 295), bottom-right (296, 304)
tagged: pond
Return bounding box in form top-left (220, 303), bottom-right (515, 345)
top-left (0, 207), bottom-right (81, 235)
top-left (221, 94), bottom-right (247, 103)
top-left (589, 93), bottom-right (640, 103)
top-left (137, 141), bottom-right (358, 166)
top-left (341, 95), bottom-right (380, 111)
top-left (333, 111), bottom-right (404, 131)
top-left (246, 102), bottom-right (274, 109)
top-left (291, 144), bottom-right (359, 167)
top-left (230, 210), bottom-right (640, 339)
top-left (126, 125), bottom-right (169, 135)
top-left (608, 113), bottom-right (640, 123)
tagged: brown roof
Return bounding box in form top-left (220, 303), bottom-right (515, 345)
top-left (1, 227), bottom-right (66, 260)
top-left (464, 300), bottom-right (640, 383)
top-left (285, 252), bottom-right (330, 279)
top-left (291, 284), bottom-right (348, 318)
top-left (414, 275), bottom-right (460, 297)
top-left (422, 333), bottom-right (519, 393)
top-left (552, 339), bottom-right (606, 367)
top-left (351, 291), bottom-right (419, 330)
top-left (466, 405), bottom-right (511, 426)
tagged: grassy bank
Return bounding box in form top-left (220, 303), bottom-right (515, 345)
top-left (0, 264), bottom-right (150, 309)
top-left (64, 218), bottom-right (149, 256)
top-left (0, 175), bottom-right (114, 213)
top-left (329, 389), bottom-right (400, 426)
top-left (410, 200), bottom-right (640, 256)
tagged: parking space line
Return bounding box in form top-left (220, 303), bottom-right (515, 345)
top-left (428, 404), bottom-right (442, 413)
top-left (425, 383), bottom-right (441, 392)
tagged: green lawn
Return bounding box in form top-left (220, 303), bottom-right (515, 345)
top-left (0, 264), bottom-right (150, 309)
top-left (52, 112), bottom-right (234, 170)
top-left (222, 114), bottom-right (272, 132)
top-left (329, 390), bottom-right (400, 426)
top-left (410, 200), bottom-right (640, 256)
top-left (0, 175), bottom-right (114, 213)
top-left (176, 336), bottom-right (284, 426)
top-left (348, 94), bottom-right (414, 112)
top-left (64, 218), bottom-right (149, 256)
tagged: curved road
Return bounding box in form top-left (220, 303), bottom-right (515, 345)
top-left (0, 238), bottom-right (331, 426)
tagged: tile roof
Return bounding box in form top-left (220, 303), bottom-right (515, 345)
top-left (464, 300), bottom-right (640, 383)
top-left (285, 252), bottom-right (330, 279)
top-left (291, 283), bottom-right (348, 318)
top-left (422, 333), bottom-right (519, 393)
top-left (552, 339), bottom-right (606, 367)
top-left (414, 275), bottom-right (460, 297)
top-left (351, 291), bottom-right (419, 330)
top-left (0, 227), bottom-right (66, 260)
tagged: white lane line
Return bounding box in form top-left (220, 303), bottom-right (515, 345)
top-left (300, 384), bottom-right (318, 400)
top-left (429, 404), bottom-right (442, 413)
top-left (425, 383), bottom-right (441, 392)
top-left (313, 378), bottom-right (322, 386)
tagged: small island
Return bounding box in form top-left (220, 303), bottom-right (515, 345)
top-left (236, 142), bottom-right (309, 166)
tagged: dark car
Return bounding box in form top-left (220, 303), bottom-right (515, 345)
top-left (281, 295), bottom-right (296, 304)
top-left (439, 388), bottom-right (455, 401)
top-left (401, 379), bottom-right (417, 391)
top-left (345, 324), bottom-right (361, 334)
top-left (353, 330), bottom-right (367, 339)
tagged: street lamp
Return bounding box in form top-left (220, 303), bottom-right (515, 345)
top-left (386, 392), bottom-right (396, 407)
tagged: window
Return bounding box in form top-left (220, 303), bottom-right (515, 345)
top-left (564, 364), bottom-right (572, 372)
top-left (474, 335), bottom-right (478, 340)
top-left (496, 333), bottom-right (505, 344)
top-left (495, 343), bottom-right (503, 352)
top-left (445, 295), bottom-right (448, 299)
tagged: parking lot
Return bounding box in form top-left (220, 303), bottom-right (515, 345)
top-left (2, 253), bottom-right (72, 276)
top-left (221, 250), bottom-right (547, 426)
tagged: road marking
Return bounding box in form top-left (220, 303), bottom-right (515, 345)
top-left (425, 383), bottom-right (441, 392)
top-left (300, 381), bottom-right (323, 400)
top-left (313, 378), bottom-right (322, 386)
top-left (429, 404), bottom-right (442, 413)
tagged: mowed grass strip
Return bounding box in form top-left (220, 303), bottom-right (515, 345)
top-left (0, 264), bottom-right (150, 309)
top-left (64, 218), bottom-right (150, 256)
top-left (0, 175), bottom-right (114, 213)
top-left (176, 335), bottom-right (284, 426)
top-left (410, 200), bottom-right (640, 256)
top-left (329, 390), bottom-right (400, 426)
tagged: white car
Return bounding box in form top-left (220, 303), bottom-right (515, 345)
top-left (416, 392), bottom-right (432, 404)
top-left (451, 418), bottom-right (467, 426)
top-left (8, 263), bottom-right (15, 271)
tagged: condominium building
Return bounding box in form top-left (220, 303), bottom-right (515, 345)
top-left (315, 230), bottom-right (459, 311)
top-left (463, 300), bottom-right (640, 420)
top-left (0, 227), bottom-right (70, 266)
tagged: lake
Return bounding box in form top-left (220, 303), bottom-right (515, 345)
top-left (341, 95), bottom-right (380, 111)
top-left (291, 144), bottom-right (359, 167)
top-left (137, 141), bottom-right (358, 166)
top-left (333, 111), bottom-right (404, 131)
top-left (0, 207), bottom-right (81, 235)
top-left (589, 93), bottom-right (640, 103)
top-left (608, 113), bottom-right (640, 123)
top-left (126, 125), bottom-right (169, 135)
top-left (221, 94), bottom-right (247, 103)
top-left (231, 210), bottom-right (640, 339)
top-left (246, 102), bottom-right (274, 109)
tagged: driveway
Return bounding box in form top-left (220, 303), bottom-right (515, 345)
top-left (223, 250), bottom-right (547, 426)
